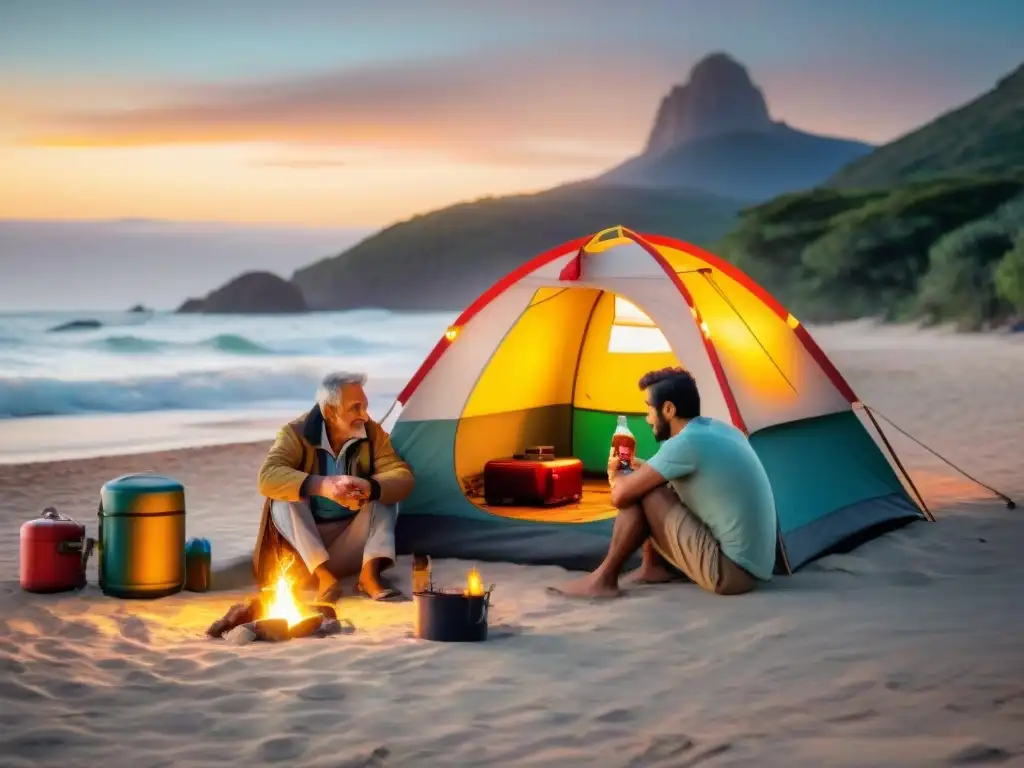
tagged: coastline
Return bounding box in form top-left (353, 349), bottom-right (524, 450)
top-left (1, 321), bottom-right (1022, 765)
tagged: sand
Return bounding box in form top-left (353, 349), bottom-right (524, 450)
top-left (1, 322), bottom-right (1022, 768)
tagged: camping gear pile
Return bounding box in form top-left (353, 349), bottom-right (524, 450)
top-left (20, 472), bottom-right (202, 598)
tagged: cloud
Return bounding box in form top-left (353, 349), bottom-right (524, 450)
top-left (21, 49), bottom-right (670, 164)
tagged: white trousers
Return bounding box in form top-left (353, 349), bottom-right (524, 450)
top-left (269, 499), bottom-right (398, 574)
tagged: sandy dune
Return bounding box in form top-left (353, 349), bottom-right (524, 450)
top-left (1, 323), bottom-right (1022, 767)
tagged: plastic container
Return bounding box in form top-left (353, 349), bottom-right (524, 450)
top-left (413, 589), bottom-right (491, 642)
top-left (185, 537), bottom-right (212, 592)
top-left (20, 508), bottom-right (95, 593)
top-left (612, 415), bottom-right (636, 468)
top-left (98, 473), bottom-right (186, 599)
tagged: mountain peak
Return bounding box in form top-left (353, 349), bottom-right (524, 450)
top-left (644, 52), bottom-right (773, 155)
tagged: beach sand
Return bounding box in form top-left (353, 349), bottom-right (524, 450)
top-left (1, 322), bottom-right (1022, 767)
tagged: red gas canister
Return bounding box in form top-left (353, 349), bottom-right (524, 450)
top-left (20, 508), bottom-right (95, 593)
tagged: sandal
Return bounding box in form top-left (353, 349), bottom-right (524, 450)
top-left (357, 583), bottom-right (407, 602)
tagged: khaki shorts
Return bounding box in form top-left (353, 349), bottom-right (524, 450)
top-left (649, 493), bottom-right (759, 596)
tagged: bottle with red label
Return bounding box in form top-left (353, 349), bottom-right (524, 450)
top-left (612, 415), bottom-right (636, 473)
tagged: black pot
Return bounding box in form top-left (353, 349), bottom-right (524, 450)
top-left (413, 589), bottom-right (491, 642)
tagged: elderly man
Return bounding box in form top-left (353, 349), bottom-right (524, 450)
top-left (253, 371), bottom-right (415, 603)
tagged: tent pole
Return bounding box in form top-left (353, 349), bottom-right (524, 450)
top-left (861, 405), bottom-right (936, 522)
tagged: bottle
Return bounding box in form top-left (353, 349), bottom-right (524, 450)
top-left (412, 554), bottom-right (431, 594)
top-left (185, 537), bottom-right (212, 592)
top-left (611, 415), bottom-right (636, 471)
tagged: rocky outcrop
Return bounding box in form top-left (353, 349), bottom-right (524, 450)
top-left (644, 52), bottom-right (773, 154)
top-left (598, 53), bottom-right (873, 200)
top-left (176, 271), bottom-right (309, 314)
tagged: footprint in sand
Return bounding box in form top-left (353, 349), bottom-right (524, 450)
top-left (117, 615), bottom-right (151, 643)
top-left (947, 743), bottom-right (1013, 765)
top-left (257, 735), bottom-right (308, 763)
top-left (296, 681), bottom-right (347, 701)
top-left (594, 707), bottom-right (635, 724)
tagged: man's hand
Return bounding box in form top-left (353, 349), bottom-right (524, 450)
top-left (606, 446), bottom-right (644, 482)
top-left (321, 475), bottom-right (371, 510)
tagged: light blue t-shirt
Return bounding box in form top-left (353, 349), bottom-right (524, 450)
top-left (646, 417), bottom-right (777, 581)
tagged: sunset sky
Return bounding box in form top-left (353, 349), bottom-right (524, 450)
top-left (2, 0), bottom-right (1022, 228)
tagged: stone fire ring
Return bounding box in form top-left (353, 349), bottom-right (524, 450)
top-left (206, 598), bottom-right (354, 644)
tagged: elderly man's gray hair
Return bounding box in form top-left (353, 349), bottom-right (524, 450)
top-left (316, 371), bottom-right (367, 407)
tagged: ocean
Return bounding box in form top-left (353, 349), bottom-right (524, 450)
top-left (0, 309), bottom-right (458, 461)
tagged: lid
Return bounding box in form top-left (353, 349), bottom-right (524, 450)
top-left (100, 472), bottom-right (185, 516)
top-left (186, 537), bottom-right (211, 555)
top-left (21, 508), bottom-right (84, 541)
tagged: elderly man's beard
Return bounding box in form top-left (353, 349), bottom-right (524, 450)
top-left (653, 412), bottom-right (671, 442)
top-left (348, 423), bottom-right (368, 440)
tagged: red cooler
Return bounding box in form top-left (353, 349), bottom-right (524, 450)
top-left (484, 457), bottom-right (584, 507)
top-left (20, 508), bottom-right (95, 593)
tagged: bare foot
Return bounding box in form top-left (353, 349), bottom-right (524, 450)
top-left (622, 563), bottom-right (674, 585)
top-left (547, 573), bottom-right (622, 599)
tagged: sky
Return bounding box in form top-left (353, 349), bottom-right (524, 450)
top-left (2, 0), bottom-right (1022, 230)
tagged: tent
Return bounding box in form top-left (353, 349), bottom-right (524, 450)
top-left (385, 226), bottom-right (930, 573)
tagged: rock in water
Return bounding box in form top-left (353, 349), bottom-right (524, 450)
top-left (176, 271), bottom-right (308, 314)
top-left (48, 319), bottom-right (102, 332)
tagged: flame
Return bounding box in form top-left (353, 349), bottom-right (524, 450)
top-left (466, 566), bottom-right (484, 597)
top-left (261, 555), bottom-right (316, 627)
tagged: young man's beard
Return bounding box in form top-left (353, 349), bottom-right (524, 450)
top-left (653, 412), bottom-right (671, 442)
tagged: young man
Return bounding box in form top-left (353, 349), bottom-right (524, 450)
top-left (254, 371), bottom-right (415, 603)
top-left (551, 367), bottom-right (777, 599)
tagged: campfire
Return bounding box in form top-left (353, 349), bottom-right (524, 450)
top-left (207, 555), bottom-right (351, 643)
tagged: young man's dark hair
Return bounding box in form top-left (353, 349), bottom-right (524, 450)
top-left (638, 367), bottom-right (700, 420)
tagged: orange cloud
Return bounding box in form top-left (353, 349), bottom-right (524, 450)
top-left (20, 51), bottom-right (667, 166)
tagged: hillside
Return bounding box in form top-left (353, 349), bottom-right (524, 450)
top-left (597, 53), bottom-right (872, 200)
top-left (292, 184), bottom-right (742, 311)
top-left (712, 60), bottom-right (1024, 330)
top-left (181, 52), bottom-right (875, 315)
top-left (827, 63), bottom-right (1024, 188)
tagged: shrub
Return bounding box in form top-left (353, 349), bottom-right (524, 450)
top-left (916, 220), bottom-right (1015, 329)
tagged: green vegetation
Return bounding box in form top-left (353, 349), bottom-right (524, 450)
top-left (717, 180), bottom-right (1024, 329)
top-left (827, 64), bottom-right (1024, 189)
top-left (292, 184), bottom-right (742, 311)
top-left (714, 62), bottom-right (1024, 330)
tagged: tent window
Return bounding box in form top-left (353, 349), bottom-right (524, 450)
top-left (608, 296), bottom-right (672, 354)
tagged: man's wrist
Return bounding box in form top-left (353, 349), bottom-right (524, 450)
top-left (301, 474), bottom-right (326, 496)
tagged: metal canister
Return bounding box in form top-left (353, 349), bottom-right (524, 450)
top-left (98, 473), bottom-right (186, 599)
top-left (185, 537), bottom-right (212, 592)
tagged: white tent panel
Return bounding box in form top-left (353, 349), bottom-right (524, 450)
top-left (398, 284), bottom-right (534, 422)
